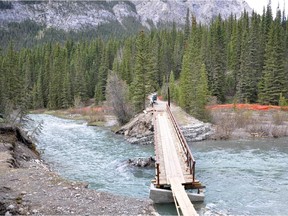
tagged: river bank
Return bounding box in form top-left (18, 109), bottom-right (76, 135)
top-left (210, 106), bottom-right (288, 140)
top-left (34, 100), bottom-right (288, 144)
top-left (0, 125), bottom-right (156, 215)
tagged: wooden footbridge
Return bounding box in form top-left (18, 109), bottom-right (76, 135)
top-left (150, 102), bottom-right (205, 216)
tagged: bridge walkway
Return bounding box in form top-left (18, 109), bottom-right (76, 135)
top-left (152, 103), bottom-right (203, 216)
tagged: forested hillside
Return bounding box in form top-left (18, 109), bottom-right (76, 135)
top-left (1, 4), bottom-right (288, 122)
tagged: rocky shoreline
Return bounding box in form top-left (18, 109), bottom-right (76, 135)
top-left (0, 126), bottom-right (156, 215)
top-left (116, 104), bottom-right (213, 145)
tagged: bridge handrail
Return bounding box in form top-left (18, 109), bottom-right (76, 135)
top-left (153, 107), bottom-right (160, 187)
top-left (166, 104), bottom-right (196, 182)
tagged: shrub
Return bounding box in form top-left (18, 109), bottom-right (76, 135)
top-left (271, 126), bottom-right (288, 138)
top-left (246, 125), bottom-right (270, 137)
top-left (272, 111), bottom-right (286, 125)
top-left (234, 110), bottom-right (253, 128)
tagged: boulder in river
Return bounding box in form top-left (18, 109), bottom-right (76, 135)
top-left (128, 157), bottom-right (155, 168)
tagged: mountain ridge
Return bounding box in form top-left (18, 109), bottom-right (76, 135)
top-left (0, 0), bottom-right (252, 31)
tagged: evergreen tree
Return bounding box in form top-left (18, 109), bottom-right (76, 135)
top-left (0, 54), bottom-right (6, 113)
top-left (226, 16), bottom-right (241, 97)
top-left (94, 45), bottom-right (109, 104)
top-left (195, 64), bottom-right (209, 120)
top-left (73, 46), bottom-right (87, 104)
top-left (184, 8), bottom-right (190, 43)
top-left (209, 15), bottom-right (226, 103)
top-left (131, 31), bottom-right (147, 113)
top-left (5, 42), bottom-right (22, 107)
top-left (169, 71), bottom-right (177, 102)
top-left (179, 16), bottom-right (203, 113)
top-left (32, 70), bottom-right (44, 109)
top-left (258, 9), bottom-right (286, 104)
top-left (172, 32), bottom-right (184, 79)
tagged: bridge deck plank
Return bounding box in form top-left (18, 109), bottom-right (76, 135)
top-left (155, 112), bottom-right (193, 185)
top-left (169, 177), bottom-right (198, 216)
top-left (158, 112), bottom-right (185, 183)
top-left (153, 105), bottom-right (199, 216)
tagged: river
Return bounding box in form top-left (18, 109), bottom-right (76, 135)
top-left (30, 114), bottom-right (288, 215)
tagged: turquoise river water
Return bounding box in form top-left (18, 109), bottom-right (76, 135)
top-left (30, 114), bottom-right (288, 215)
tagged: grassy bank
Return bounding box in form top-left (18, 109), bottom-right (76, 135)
top-left (30, 106), bottom-right (115, 127)
top-left (209, 105), bottom-right (288, 140)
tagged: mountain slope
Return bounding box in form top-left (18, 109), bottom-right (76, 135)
top-left (0, 0), bottom-right (252, 31)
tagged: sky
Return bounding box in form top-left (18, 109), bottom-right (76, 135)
top-left (245, 0), bottom-right (288, 16)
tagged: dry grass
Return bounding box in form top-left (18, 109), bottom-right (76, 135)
top-left (271, 126), bottom-right (288, 138)
top-left (68, 107), bottom-right (106, 125)
top-left (211, 108), bottom-right (288, 139)
top-left (272, 111), bottom-right (288, 125)
top-left (44, 106), bottom-right (108, 126)
top-left (234, 110), bottom-right (254, 128)
top-left (246, 124), bottom-right (271, 138)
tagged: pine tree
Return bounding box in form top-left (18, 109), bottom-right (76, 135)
top-left (184, 8), bottom-right (190, 43)
top-left (209, 15), bottom-right (226, 103)
top-left (73, 46), bottom-right (87, 105)
top-left (42, 44), bottom-right (52, 107)
top-left (0, 54), bottom-right (6, 113)
top-left (131, 31), bottom-right (147, 113)
top-left (226, 15), bottom-right (241, 97)
top-left (195, 64), bottom-right (209, 120)
top-left (61, 69), bottom-right (72, 108)
top-left (94, 45), bottom-right (109, 104)
top-left (119, 38), bottom-right (133, 84)
top-left (236, 13), bottom-right (250, 101)
top-left (258, 9), bottom-right (286, 104)
top-left (32, 70), bottom-right (44, 109)
top-left (244, 12), bottom-right (262, 103)
top-left (179, 15), bottom-right (201, 112)
top-left (5, 42), bottom-right (22, 107)
top-left (168, 71), bottom-right (177, 102)
top-left (172, 32), bottom-right (184, 79)
top-left (146, 36), bottom-right (159, 92)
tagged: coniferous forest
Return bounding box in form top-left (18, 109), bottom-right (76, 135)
top-left (1, 4), bottom-right (288, 122)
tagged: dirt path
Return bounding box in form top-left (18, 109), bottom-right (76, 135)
top-left (0, 126), bottom-right (156, 215)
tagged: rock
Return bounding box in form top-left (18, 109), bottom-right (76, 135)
top-left (18, 208), bottom-right (25, 214)
top-left (5, 211), bottom-right (12, 216)
top-left (0, 1), bottom-right (251, 32)
top-left (21, 191), bottom-right (27, 195)
top-left (181, 123), bottom-right (213, 142)
top-left (32, 209), bottom-right (38, 214)
top-left (128, 157), bottom-right (155, 167)
top-left (116, 112), bottom-right (154, 145)
top-left (7, 205), bottom-right (15, 210)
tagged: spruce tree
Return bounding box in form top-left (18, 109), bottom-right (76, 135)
top-left (209, 15), bottom-right (226, 103)
top-left (258, 9), bottom-right (286, 104)
top-left (94, 46), bottom-right (109, 104)
top-left (131, 31), bottom-right (147, 113)
top-left (169, 71), bottom-right (176, 102)
top-left (226, 16), bottom-right (241, 97)
top-left (195, 64), bottom-right (209, 120)
top-left (32, 71), bottom-right (44, 109)
top-left (179, 16), bottom-right (202, 113)
top-left (184, 8), bottom-right (190, 43)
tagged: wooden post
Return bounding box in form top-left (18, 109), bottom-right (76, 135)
top-left (156, 163), bottom-right (160, 187)
top-left (168, 86), bottom-right (170, 107)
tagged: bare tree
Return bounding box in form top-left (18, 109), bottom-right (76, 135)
top-left (106, 71), bottom-right (133, 125)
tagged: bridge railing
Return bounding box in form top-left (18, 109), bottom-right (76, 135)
top-left (153, 107), bottom-right (161, 187)
top-left (166, 104), bottom-right (196, 182)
